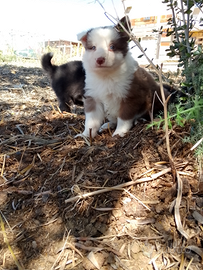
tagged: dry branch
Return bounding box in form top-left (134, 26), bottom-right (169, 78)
top-left (174, 172), bottom-right (189, 239)
top-left (158, 65), bottom-right (188, 239)
top-left (65, 168), bottom-right (171, 203)
top-left (97, 0), bottom-right (169, 81)
top-left (0, 134), bottom-right (61, 147)
top-left (158, 63), bottom-right (176, 181)
top-left (0, 213), bottom-right (25, 270)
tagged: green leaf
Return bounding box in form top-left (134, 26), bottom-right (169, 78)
top-left (138, 54), bottom-right (144, 58)
top-left (185, 9), bottom-right (193, 14)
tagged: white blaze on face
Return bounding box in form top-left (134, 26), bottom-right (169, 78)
top-left (82, 27), bottom-right (125, 73)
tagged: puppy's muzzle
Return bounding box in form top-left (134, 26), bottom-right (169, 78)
top-left (96, 57), bottom-right (105, 66)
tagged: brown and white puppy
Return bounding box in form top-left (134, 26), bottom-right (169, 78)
top-left (78, 17), bottom-right (174, 137)
top-left (41, 52), bottom-right (85, 112)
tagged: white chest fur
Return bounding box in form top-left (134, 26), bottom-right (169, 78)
top-left (84, 53), bottom-right (138, 121)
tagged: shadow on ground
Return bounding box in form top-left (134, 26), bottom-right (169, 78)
top-left (0, 63), bottom-right (202, 270)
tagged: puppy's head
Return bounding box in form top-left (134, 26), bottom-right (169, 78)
top-left (78, 16), bottom-right (130, 74)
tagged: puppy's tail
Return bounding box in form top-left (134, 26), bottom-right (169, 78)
top-left (41, 52), bottom-right (56, 77)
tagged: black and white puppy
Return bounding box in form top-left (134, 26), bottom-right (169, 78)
top-left (78, 17), bottom-right (174, 137)
top-left (41, 52), bottom-right (85, 112)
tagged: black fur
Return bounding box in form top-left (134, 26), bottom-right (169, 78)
top-left (41, 53), bottom-right (85, 112)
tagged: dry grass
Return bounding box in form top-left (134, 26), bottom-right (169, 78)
top-left (0, 61), bottom-right (202, 270)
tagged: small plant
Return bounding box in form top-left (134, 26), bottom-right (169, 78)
top-left (153, 0), bottom-right (203, 155)
top-left (0, 50), bottom-right (17, 63)
top-left (162, 0), bottom-right (203, 92)
top-left (182, 121), bottom-right (203, 168)
top-left (148, 96), bottom-right (203, 129)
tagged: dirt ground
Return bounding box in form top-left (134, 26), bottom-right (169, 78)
top-left (0, 62), bottom-right (203, 270)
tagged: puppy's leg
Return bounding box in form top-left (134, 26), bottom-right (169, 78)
top-left (83, 97), bottom-right (104, 138)
top-left (114, 93), bottom-right (150, 137)
top-left (112, 117), bottom-right (134, 137)
top-left (59, 101), bottom-right (71, 112)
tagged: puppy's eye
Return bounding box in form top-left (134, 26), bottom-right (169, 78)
top-left (87, 45), bottom-right (96, 51)
top-left (109, 44), bottom-right (115, 51)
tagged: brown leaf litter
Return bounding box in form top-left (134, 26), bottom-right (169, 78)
top-left (0, 63), bottom-right (203, 270)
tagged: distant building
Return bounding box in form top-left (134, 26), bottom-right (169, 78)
top-left (130, 14), bottom-right (174, 63)
top-left (44, 39), bottom-right (83, 59)
top-left (190, 30), bottom-right (203, 45)
top-left (0, 30), bottom-right (83, 60)
top-left (127, 5), bottom-right (202, 67)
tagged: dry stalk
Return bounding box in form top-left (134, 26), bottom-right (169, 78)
top-left (0, 114), bottom-right (4, 125)
top-left (51, 231), bottom-right (71, 270)
top-left (123, 188), bottom-right (151, 211)
top-left (59, 252), bottom-right (69, 270)
top-left (65, 242), bottom-right (83, 258)
top-left (89, 128), bottom-right (92, 146)
top-left (65, 168), bottom-right (171, 203)
top-left (76, 235), bottom-right (164, 242)
top-left (149, 252), bottom-right (162, 270)
top-left (18, 155), bottom-right (35, 176)
top-left (0, 134), bottom-right (60, 147)
top-left (190, 137), bottom-right (203, 151)
top-left (0, 213), bottom-right (24, 270)
top-left (1, 154), bottom-right (6, 177)
top-left (175, 172), bottom-right (189, 239)
top-left (158, 63), bottom-right (176, 180)
top-left (185, 258), bottom-right (193, 270)
top-left (158, 65), bottom-right (189, 239)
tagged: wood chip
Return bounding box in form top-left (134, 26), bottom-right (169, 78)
top-left (192, 211), bottom-right (203, 224)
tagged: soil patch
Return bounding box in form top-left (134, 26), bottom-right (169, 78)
top-left (0, 63), bottom-right (202, 270)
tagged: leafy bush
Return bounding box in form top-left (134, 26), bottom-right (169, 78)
top-left (0, 50), bottom-right (17, 63)
top-left (153, 0), bottom-right (203, 155)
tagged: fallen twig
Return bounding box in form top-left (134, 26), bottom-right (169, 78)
top-left (0, 212), bottom-right (24, 270)
top-left (51, 231), bottom-right (72, 270)
top-left (185, 245), bottom-right (203, 262)
top-left (65, 168), bottom-right (171, 203)
top-left (174, 172), bottom-right (189, 239)
top-left (190, 137), bottom-right (203, 151)
top-left (1, 154), bottom-right (6, 177)
top-left (76, 235), bottom-right (164, 242)
top-left (158, 63), bottom-right (176, 181)
top-left (158, 65), bottom-right (188, 239)
top-left (0, 134), bottom-right (61, 147)
top-left (123, 188), bottom-right (151, 211)
top-left (75, 242), bottom-right (122, 256)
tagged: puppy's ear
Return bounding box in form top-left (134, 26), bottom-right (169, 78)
top-left (115, 16), bottom-right (131, 33)
top-left (77, 31), bottom-right (88, 47)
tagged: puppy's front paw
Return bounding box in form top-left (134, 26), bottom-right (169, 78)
top-left (112, 118), bottom-right (133, 137)
top-left (82, 127), bottom-right (98, 138)
top-left (112, 130), bottom-right (126, 137)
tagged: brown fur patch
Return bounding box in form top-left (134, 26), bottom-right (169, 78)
top-left (119, 67), bottom-right (169, 120)
top-left (84, 96), bottom-right (96, 112)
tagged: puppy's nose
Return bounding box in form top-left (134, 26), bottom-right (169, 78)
top-left (96, 57), bottom-right (105, 65)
